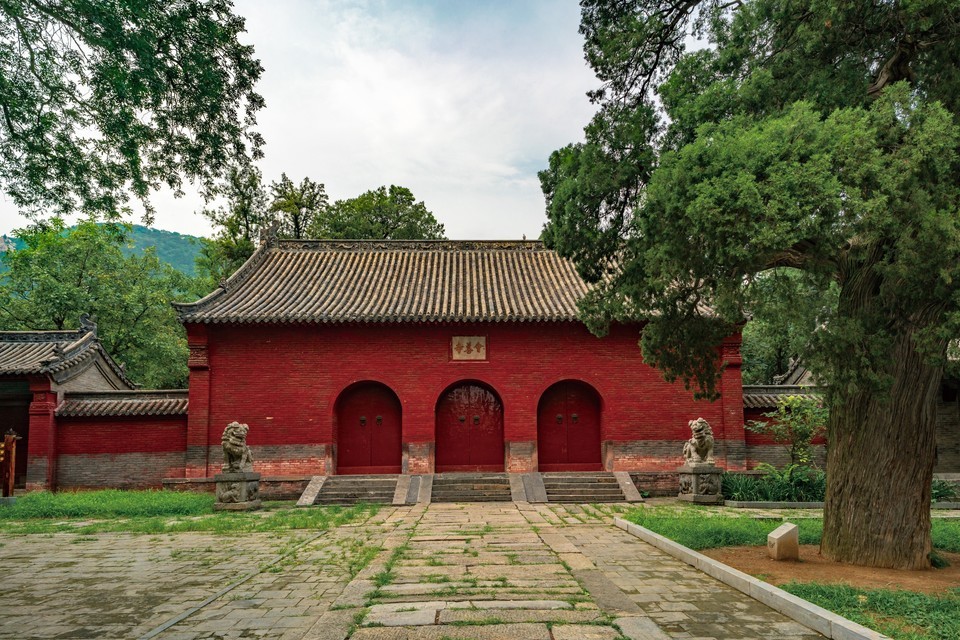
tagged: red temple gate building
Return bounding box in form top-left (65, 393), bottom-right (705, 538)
top-left (2, 237), bottom-right (958, 494)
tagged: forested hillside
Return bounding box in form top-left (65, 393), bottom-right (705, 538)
top-left (1, 225), bottom-right (202, 275)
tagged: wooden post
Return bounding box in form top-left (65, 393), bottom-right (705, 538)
top-left (3, 430), bottom-right (21, 497)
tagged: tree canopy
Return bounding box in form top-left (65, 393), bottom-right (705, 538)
top-left (0, 219), bottom-right (194, 388)
top-left (270, 174), bottom-right (328, 240)
top-left (542, 0), bottom-right (960, 569)
top-left (322, 185), bottom-right (446, 240)
top-left (0, 0), bottom-right (264, 222)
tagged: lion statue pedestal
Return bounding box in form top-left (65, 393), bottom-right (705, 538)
top-left (214, 421), bottom-right (261, 511)
top-left (678, 418), bottom-right (723, 504)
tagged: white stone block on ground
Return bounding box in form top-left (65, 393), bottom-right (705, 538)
top-left (767, 523), bottom-right (799, 561)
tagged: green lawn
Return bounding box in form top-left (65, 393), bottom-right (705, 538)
top-left (623, 506), bottom-right (960, 552)
top-left (0, 490), bottom-right (380, 534)
top-left (624, 505), bottom-right (960, 640)
top-left (783, 583), bottom-right (960, 640)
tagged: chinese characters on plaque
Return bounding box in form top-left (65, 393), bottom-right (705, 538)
top-left (451, 336), bottom-right (487, 361)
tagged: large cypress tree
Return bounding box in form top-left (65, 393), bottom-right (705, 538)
top-left (541, 1), bottom-right (960, 569)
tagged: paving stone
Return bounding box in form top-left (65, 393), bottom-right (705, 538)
top-left (350, 622), bottom-right (552, 639)
top-left (439, 609), bottom-right (601, 624)
top-left (551, 625), bottom-right (622, 640)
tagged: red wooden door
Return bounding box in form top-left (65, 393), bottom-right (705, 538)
top-left (436, 383), bottom-right (504, 472)
top-left (537, 381), bottom-right (601, 471)
top-left (337, 383), bottom-right (402, 474)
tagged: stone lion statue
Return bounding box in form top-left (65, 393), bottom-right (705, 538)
top-left (682, 417), bottom-right (715, 465)
top-left (221, 421), bottom-right (253, 472)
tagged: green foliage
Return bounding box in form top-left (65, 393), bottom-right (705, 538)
top-left (270, 174), bottom-right (329, 240)
top-left (0, 490), bottom-right (212, 519)
top-left (932, 480), bottom-right (959, 503)
top-left (0, 218), bottom-right (195, 387)
top-left (125, 226), bottom-right (202, 276)
top-left (741, 269), bottom-right (839, 384)
top-left (197, 165), bottom-right (270, 284)
top-left (782, 583), bottom-right (960, 640)
top-left (0, 0), bottom-right (263, 221)
top-left (746, 395), bottom-right (828, 467)
top-left (320, 185), bottom-right (446, 240)
top-left (624, 511), bottom-right (823, 550)
top-left (722, 466), bottom-right (827, 502)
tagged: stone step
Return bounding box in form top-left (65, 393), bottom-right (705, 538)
top-left (313, 474), bottom-right (399, 505)
top-left (547, 495), bottom-right (625, 503)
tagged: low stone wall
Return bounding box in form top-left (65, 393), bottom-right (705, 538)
top-left (163, 476), bottom-right (310, 501)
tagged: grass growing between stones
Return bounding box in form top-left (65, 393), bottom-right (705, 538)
top-left (782, 583), bottom-right (960, 640)
top-left (623, 508), bottom-right (960, 553)
top-left (0, 490), bottom-right (380, 534)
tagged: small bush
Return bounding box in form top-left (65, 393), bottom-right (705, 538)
top-left (722, 465), bottom-right (826, 502)
top-left (932, 479), bottom-right (959, 503)
top-left (0, 490), bottom-right (214, 519)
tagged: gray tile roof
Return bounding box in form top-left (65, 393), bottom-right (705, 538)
top-left (56, 390), bottom-right (188, 417)
top-left (0, 325), bottom-right (135, 387)
top-left (174, 240), bottom-right (592, 324)
top-left (742, 385), bottom-right (823, 408)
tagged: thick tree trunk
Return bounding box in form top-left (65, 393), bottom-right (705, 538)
top-left (820, 326), bottom-right (942, 569)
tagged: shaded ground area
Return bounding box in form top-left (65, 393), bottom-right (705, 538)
top-left (1, 503), bottom-right (824, 640)
top-left (704, 545), bottom-right (960, 594)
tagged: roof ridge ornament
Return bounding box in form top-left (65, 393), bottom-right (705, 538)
top-left (79, 313), bottom-right (97, 336)
top-left (259, 221), bottom-right (280, 248)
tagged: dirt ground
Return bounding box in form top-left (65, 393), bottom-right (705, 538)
top-left (702, 545), bottom-right (960, 594)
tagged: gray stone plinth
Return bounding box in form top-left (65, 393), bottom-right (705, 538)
top-left (214, 471), bottom-right (261, 511)
top-left (677, 464), bottom-right (723, 504)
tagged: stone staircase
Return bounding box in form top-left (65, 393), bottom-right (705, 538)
top-left (431, 473), bottom-right (512, 502)
top-left (313, 474), bottom-right (399, 505)
top-left (541, 472), bottom-right (626, 503)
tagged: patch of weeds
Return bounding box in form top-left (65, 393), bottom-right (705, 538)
top-left (505, 552), bottom-right (520, 565)
top-left (426, 556), bottom-right (446, 566)
top-left (422, 573), bottom-right (452, 583)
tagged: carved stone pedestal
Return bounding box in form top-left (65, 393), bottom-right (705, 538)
top-left (677, 464), bottom-right (723, 504)
top-left (214, 471), bottom-right (261, 511)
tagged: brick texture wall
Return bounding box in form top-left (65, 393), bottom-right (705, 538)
top-left (56, 415), bottom-right (187, 489)
top-left (187, 321), bottom-right (745, 475)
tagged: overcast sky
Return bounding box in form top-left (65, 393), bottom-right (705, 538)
top-left (0, 0), bottom-right (599, 239)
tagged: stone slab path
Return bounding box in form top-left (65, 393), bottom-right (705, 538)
top-left (0, 503), bottom-right (824, 640)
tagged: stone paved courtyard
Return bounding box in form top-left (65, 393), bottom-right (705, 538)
top-left (1, 503), bottom-right (824, 640)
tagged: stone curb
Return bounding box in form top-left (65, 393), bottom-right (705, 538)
top-left (613, 517), bottom-right (890, 640)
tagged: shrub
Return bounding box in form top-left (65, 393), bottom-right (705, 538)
top-left (746, 394), bottom-right (827, 467)
top-left (723, 464), bottom-right (826, 502)
top-left (932, 479), bottom-right (959, 503)
top-left (0, 489), bottom-right (214, 519)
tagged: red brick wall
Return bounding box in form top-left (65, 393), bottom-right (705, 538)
top-left (188, 321), bottom-right (744, 475)
top-left (56, 415), bottom-right (187, 489)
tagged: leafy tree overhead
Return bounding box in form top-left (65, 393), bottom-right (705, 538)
top-left (541, 1), bottom-right (960, 569)
top-left (320, 185), bottom-right (446, 240)
top-left (741, 269), bottom-right (839, 385)
top-left (196, 165), bottom-right (270, 284)
top-left (269, 174), bottom-right (328, 240)
top-left (0, 0), bottom-right (264, 222)
top-left (0, 219), bottom-right (194, 388)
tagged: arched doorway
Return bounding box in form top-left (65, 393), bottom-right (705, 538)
top-left (537, 380), bottom-right (602, 471)
top-left (435, 382), bottom-right (504, 472)
top-left (336, 382), bottom-right (402, 474)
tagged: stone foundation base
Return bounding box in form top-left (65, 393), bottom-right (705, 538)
top-left (214, 471), bottom-right (261, 511)
top-left (677, 464), bottom-right (723, 504)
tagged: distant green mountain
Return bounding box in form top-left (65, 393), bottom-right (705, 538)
top-left (1, 224), bottom-right (203, 275)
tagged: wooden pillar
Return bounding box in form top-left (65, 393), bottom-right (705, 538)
top-left (25, 377), bottom-right (57, 491)
top-left (186, 324), bottom-right (212, 478)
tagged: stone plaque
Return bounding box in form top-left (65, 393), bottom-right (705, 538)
top-left (451, 336), bottom-right (487, 360)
